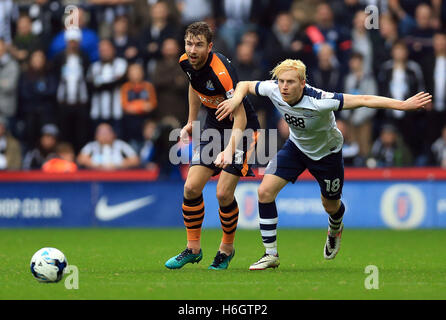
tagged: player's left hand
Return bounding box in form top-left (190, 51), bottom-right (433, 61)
top-left (400, 92), bottom-right (432, 111)
top-left (216, 99), bottom-right (238, 121)
top-left (214, 149), bottom-right (233, 169)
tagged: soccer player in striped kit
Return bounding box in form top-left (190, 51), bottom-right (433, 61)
top-left (216, 59), bottom-right (431, 270)
top-left (164, 22), bottom-right (260, 270)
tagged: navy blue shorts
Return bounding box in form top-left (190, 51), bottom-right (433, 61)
top-left (190, 128), bottom-right (258, 177)
top-left (264, 139), bottom-right (344, 200)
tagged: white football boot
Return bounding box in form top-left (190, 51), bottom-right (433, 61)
top-left (324, 223), bottom-right (344, 260)
top-left (249, 253), bottom-right (280, 270)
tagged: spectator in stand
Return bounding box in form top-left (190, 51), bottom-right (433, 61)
top-left (233, 41), bottom-right (270, 129)
top-left (233, 41), bottom-right (266, 86)
top-left (239, 29), bottom-right (266, 68)
top-left (308, 43), bottom-right (343, 93)
top-left (423, 31), bottom-right (446, 146)
top-left (139, 118), bottom-right (158, 170)
top-left (405, 3), bottom-right (436, 66)
top-left (53, 28), bottom-right (90, 153)
top-left (131, 0), bottom-right (181, 32)
top-left (434, 0), bottom-right (446, 29)
top-left (377, 40), bottom-right (426, 163)
top-left (42, 142), bottom-right (78, 173)
top-left (150, 116), bottom-right (181, 180)
top-left (264, 11), bottom-right (311, 70)
top-left (0, 0), bottom-right (16, 44)
top-left (48, 7), bottom-right (100, 62)
top-left (388, 0), bottom-right (431, 36)
top-left (177, 0), bottom-right (212, 28)
top-left (22, 0), bottom-right (64, 50)
top-left (369, 124), bottom-right (413, 167)
top-left (0, 116), bottom-right (21, 170)
top-left (336, 118), bottom-right (361, 167)
top-left (77, 122), bottom-right (140, 170)
top-left (140, 1), bottom-right (180, 76)
top-left (341, 52), bottom-right (378, 158)
top-left (203, 16), bottom-right (231, 59)
top-left (289, 0), bottom-right (320, 28)
top-left (372, 13), bottom-right (400, 76)
top-left (151, 37), bottom-right (188, 126)
top-left (87, 39), bottom-right (128, 136)
top-left (121, 63), bottom-right (158, 148)
top-left (351, 9), bottom-right (374, 75)
top-left (9, 14), bottom-right (42, 70)
top-left (430, 125), bottom-right (446, 167)
top-left (18, 50), bottom-right (57, 151)
top-left (305, 2), bottom-right (351, 70)
top-left (211, 0), bottom-right (269, 53)
top-left (331, 0), bottom-right (366, 29)
top-left (23, 123), bottom-right (59, 170)
top-left (0, 37), bottom-right (20, 127)
top-left (88, 0), bottom-right (134, 39)
top-left (111, 14), bottom-right (141, 64)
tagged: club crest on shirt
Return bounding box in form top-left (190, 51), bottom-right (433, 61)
top-left (206, 80), bottom-right (215, 91)
top-left (321, 92), bottom-right (334, 99)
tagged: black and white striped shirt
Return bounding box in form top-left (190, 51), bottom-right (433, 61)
top-left (88, 58), bottom-right (127, 120)
top-left (56, 54), bottom-right (89, 106)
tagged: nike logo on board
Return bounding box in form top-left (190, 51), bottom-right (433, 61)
top-left (95, 195), bottom-right (156, 221)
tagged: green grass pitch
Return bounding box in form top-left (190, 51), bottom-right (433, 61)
top-left (1, 228), bottom-right (446, 300)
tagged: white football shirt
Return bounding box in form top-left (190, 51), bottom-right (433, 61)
top-left (256, 80), bottom-right (344, 160)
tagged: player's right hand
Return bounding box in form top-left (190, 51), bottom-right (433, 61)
top-left (180, 122), bottom-right (193, 144)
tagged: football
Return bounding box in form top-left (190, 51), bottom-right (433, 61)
top-left (30, 247), bottom-right (68, 283)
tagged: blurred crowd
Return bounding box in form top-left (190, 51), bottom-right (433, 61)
top-left (0, 0), bottom-right (446, 177)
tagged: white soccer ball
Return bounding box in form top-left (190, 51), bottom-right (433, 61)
top-left (30, 247), bottom-right (68, 283)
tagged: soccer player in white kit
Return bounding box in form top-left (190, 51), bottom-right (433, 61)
top-left (216, 59), bottom-right (431, 270)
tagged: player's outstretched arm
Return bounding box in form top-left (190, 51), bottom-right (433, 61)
top-left (343, 92), bottom-right (432, 111)
top-left (216, 81), bottom-right (258, 121)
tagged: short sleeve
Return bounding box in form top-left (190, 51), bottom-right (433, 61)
top-left (255, 80), bottom-right (277, 98)
top-left (305, 85), bottom-right (344, 111)
top-left (118, 140), bottom-right (137, 158)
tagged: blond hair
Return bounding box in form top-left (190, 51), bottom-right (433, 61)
top-left (270, 59), bottom-right (307, 81)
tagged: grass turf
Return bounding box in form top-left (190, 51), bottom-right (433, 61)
top-left (0, 228), bottom-right (445, 300)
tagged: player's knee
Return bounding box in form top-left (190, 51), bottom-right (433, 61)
top-left (183, 182), bottom-right (202, 199)
top-left (321, 198), bottom-right (340, 214)
top-left (216, 187), bottom-right (233, 205)
top-left (258, 185), bottom-right (275, 203)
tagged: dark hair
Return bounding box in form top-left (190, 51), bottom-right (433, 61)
top-left (434, 29), bottom-right (446, 37)
top-left (392, 39), bottom-right (408, 50)
top-left (185, 21), bottom-right (213, 44)
top-left (56, 142), bottom-right (74, 155)
top-left (350, 51), bottom-right (364, 61)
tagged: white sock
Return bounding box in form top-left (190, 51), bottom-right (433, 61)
top-left (265, 241), bottom-right (278, 256)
